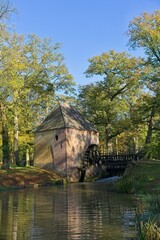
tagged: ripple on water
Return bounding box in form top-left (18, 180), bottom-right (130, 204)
top-left (0, 183), bottom-right (137, 240)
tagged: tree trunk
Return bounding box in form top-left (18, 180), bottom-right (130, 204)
top-left (14, 112), bottom-right (19, 165)
top-left (145, 107), bottom-right (155, 144)
top-left (115, 137), bottom-right (119, 155)
top-left (0, 103), bottom-right (10, 169)
top-left (26, 147), bottom-right (30, 167)
top-left (106, 126), bottom-right (110, 154)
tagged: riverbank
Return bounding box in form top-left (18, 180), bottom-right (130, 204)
top-left (0, 166), bottom-right (63, 191)
top-left (1, 160), bottom-right (160, 192)
top-left (114, 160), bottom-right (160, 239)
top-left (114, 160), bottom-right (160, 194)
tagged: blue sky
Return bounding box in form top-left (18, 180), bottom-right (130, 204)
top-left (13, 0), bottom-right (160, 86)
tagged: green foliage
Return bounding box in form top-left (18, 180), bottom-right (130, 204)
top-left (78, 51), bottom-right (144, 152)
top-left (135, 196), bottom-right (160, 240)
top-left (114, 176), bottom-right (135, 194)
top-left (127, 10), bottom-right (160, 66)
top-left (147, 195), bottom-right (160, 215)
top-left (0, 28), bottom-right (75, 164)
top-left (137, 219), bottom-right (160, 240)
top-left (121, 163), bottom-right (160, 239)
top-left (77, 10), bottom-right (160, 157)
top-left (127, 10), bottom-right (160, 158)
top-left (1, 3), bottom-right (160, 162)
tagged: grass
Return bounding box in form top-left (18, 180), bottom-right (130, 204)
top-left (114, 160), bottom-right (160, 239)
top-left (0, 166), bottom-right (63, 190)
top-left (138, 219), bottom-right (160, 240)
top-left (135, 197), bottom-right (160, 240)
top-left (114, 160), bottom-right (160, 194)
top-left (113, 176), bottom-right (135, 194)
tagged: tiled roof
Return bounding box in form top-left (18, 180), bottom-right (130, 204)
top-left (35, 102), bottom-right (98, 132)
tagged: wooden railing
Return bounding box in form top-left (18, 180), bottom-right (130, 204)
top-left (98, 154), bottom-right (134, 176)
top-left (81, 152), bottom-right (143, 178)
top-left (100, 154), bottom-right (138, 164)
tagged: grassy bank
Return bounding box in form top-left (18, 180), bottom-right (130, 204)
top-left (0, 166), bottom-right (63, 191)
top-left (114, 160), bottom-right (160, 194)
top-left (114, 160), bottom-right (160, 239)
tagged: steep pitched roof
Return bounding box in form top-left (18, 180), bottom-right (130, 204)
top-left (35, 102), bottom-right (98, 132)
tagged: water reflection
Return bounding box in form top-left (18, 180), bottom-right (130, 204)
top-left (0, 183), bottom-right (137, 240)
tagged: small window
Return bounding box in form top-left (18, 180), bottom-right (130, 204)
top-left (55, 135), bottom-right (58, 141)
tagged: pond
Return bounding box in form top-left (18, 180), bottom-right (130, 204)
top-left (0, 183), bottom-right (137, 240)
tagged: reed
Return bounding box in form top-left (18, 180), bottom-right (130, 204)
top-left (114, 176), bottom-right (135, 194)
top-left (137, 218), bottom-right (160, 240)
top-left (135, 197), bottom-right (160, 239)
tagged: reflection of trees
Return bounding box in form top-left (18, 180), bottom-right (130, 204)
top-left (0, 184), bottom-right (136, 239)
top-left (63, 183), bottom-right (136, 240)
top-left (0, 190), bottom-right (34, 240)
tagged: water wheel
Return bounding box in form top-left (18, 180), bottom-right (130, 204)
top-left (79, 144), bottom-right (100, 182)
top-left (83, 144), bottom-right (100, 166)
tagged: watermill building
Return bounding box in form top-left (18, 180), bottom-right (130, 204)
top-left (34, 102), bottom-right (99, 182)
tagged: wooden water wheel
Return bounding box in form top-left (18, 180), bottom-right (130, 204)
top-left (79, 144), bottom-right (100, 182)
top-left (83, 144), bottom-right (100, 166)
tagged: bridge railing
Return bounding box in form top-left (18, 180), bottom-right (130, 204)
top-left (83, 148), bottom-right (143, 167)
top-left (99, 154), bottom-right (136, 175)
top-left (99, 154), bottom-right (140, 164)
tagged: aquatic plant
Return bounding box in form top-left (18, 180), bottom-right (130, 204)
top-left (147, 195), bottom-right (160, 215)
top-left (135, 198), bottom-right (160, 240)
top-left (114, 176), bottom-right (135, 194)
top-left (137, 219), bottom-right (160, 240)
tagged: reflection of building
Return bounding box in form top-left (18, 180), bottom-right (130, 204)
top-left (34, 102), bottom-right (99, 182)
top-left (0, 184), bottom-right (137, 239)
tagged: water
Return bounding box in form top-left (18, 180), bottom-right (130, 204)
top-left (0, 183), bottom-right (137, 240)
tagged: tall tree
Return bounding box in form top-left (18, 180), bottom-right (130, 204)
top-left (127, 10), bottom-right (160, 157)
top-left (0, 32), bottom-right (75, 167)
top-left (0, 0), bottom-right (16, 168)
top-left (79, 50), bottom-right (143, 152)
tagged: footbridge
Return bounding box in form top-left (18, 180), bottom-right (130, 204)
top-left (79, 144), bottom-right (141, 181)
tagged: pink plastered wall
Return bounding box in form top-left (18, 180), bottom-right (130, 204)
top-left (65, 128), bottom-right (99, 182)
top-left (34, 128), bottom-right (99, 182)
top-left (34, 129), bottom-right (67, 176)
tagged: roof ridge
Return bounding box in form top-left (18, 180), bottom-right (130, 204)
top-left (35, 102), bottom-right (98, 132)
top-left (59, 101), bottom-right (67, 127)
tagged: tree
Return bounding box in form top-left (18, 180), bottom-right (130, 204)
top-left (78, 50), bottom-right (143, 152)
top-left (127, 10), bottom-right (160, 66)
top-left (0, 0), bottom-right (15, 22)
top-left (0, 0), bottom-right (16, 168)
top-left (0, 31), bottom-right (75, 167)
top-left (127, 10), bottom-right (160, 158)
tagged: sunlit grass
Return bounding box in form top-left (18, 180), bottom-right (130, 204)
top-left (114, 160), bottom-right (160, 194)
top-left (138, 220), bottom-right (160, 240)
top-left (0, 166), bottom-right (63, 190)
